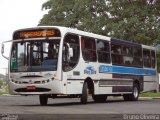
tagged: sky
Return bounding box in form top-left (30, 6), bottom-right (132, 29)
top-left (0, 0), bottom-right (48, 75)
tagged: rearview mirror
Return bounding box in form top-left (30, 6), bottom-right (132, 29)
top-left (1, 41), bottom-right (11, 60)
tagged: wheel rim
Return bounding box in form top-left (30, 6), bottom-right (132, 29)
top-left (133, 86), bottom-right (138, 98)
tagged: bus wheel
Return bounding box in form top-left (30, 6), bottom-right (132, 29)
top-left (80, 82), bottom-right (88, 104)
top-left (123, 83), bottom-right (139, 101)
top-left (39, 95), bottom-right (48, 106)
top-left (92, 95), bottom-right (107, 103)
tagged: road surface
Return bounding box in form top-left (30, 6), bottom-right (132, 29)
top-left (0, 95), bottom-right (160, 120)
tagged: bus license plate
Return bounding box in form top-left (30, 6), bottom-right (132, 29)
top-left (26, 86), bottom-right (36, 90)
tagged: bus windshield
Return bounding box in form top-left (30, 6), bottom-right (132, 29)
top-left (10, 39), bottom-right (60, 72)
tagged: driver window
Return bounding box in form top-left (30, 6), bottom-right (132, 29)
top-left (62, 34), bottom-right (80, 72)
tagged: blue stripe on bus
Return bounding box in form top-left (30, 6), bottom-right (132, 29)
top-left (99, 65), bottom-right (156, 76)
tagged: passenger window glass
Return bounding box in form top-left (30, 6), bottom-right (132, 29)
top-left (123, 46), bottom-right (133, 66)
top-left (132, 48), bottom-right (142, 67)
top-left (111, 44), bottom-right (123, 65)
top-left (62, 34), bottom-right (80, 71)
top-left (143, 49), bottom-right (151, 68)
top-left (111, 44), bottom-right (121, 54)
top-left (151, 50), bottom-right (156, 68)
top-left (97, 40), bottom-right (110, 63)
top-left (81, 37), bottom-right (97, 62)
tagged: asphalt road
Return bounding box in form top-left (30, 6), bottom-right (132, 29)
top-left (0, 95), bottom-right (160, 120)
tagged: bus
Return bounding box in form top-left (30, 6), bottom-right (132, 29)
top-left (1, 26), bottom-right (159, 105)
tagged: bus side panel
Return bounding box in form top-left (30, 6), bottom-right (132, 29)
top-left (143, 75), bottom-right (158, 92)
top-left (98, 87), bottom-right (112, 94)
top-left (94, 73), bottom-right (113, 95)
top-left (66, 80), bottom-right (83, 94)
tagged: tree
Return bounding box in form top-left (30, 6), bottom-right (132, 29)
top-left (0, 80), bottom-right (3, 89)
top-left (105, 0), bottom-right (160, 45)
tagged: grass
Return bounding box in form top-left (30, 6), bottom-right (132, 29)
top-left (0, 91), bottom-right (9, 96)
top-left (140, 92), bottom-right (160, 97)
top-left (0, 85), bottom-right (9, 96)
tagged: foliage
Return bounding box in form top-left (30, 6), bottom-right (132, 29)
top-left (0, 80), bottom-right (3, 86)
top-left (106, 0), bottom-right (160, 45)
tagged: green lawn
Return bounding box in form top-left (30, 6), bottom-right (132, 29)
top-left (140, 92), bottom-right (160, 97)
top-left (0, 91), bottom-right (9, 95)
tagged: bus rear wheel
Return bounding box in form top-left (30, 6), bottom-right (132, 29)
top-left (92, 95), bottom-right (107, 102)
top-left (123, 83), bottom-right (139, 101)
top-left (80, 82), bottom-right (88, 104)
top-left (39, 95), bottom-right (48, 106)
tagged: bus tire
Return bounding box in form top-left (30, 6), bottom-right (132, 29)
top-left (123, 83), bottom-right (139, 101)
top-left (80, 82), bottom-right (88, 104)
top-left (39, 95), bottom-right (48, 106)
top-left (92, 95), bottom-right (107, 102)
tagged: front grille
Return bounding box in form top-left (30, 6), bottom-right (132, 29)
top-left (12, 79), bottom-right (50, 84)
top-left (15, 88), bottom-right (51, 92)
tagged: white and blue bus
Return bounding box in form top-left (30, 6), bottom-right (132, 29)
top-left (1, 26), bottom-right (159, 105)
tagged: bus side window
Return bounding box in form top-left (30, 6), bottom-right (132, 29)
top-left (151, 50), bottom-right (156, 68)
top-left (97, 40), bottom-right (110, 63)
top-left (123, 46), bottom-right (133, 66)
top-left (143, 49), bottom-right (151, 68)
top-left (81, 37), bottom-right (97, 62)
top-left (62, 34), bottom-right (80, 71)
top-left (111, 44), bottom-right (123, 65)
top-left (132, 48), bottom-right (142, 67)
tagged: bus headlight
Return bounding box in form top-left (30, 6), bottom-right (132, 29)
top-left (42, 79), bottom-right (50, 84)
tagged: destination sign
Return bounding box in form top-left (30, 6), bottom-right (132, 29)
top-left (13, 29), bottom-right (61, 39)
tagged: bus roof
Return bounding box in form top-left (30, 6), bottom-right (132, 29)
top-left (111, 38), bottom-right (141, 48)
top-left (13, 26), bottom-right (111, 41)
top-left (12, 26), bottom-right (156, 50)
top-left (142, 44), bottom-right (156, 50)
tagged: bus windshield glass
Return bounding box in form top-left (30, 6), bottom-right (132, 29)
top-left (10, 39), bottom-right (60, 72)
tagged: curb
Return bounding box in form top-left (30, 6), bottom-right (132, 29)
top-left (152, 97), bottom-right (160, 99)
top-left (140, 97), bottom-right (160, 99)
top-left (1, 94), bottom-right (20, 97)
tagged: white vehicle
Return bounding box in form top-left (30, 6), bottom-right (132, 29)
top-left (1, 26), bottom-right (158, 105)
